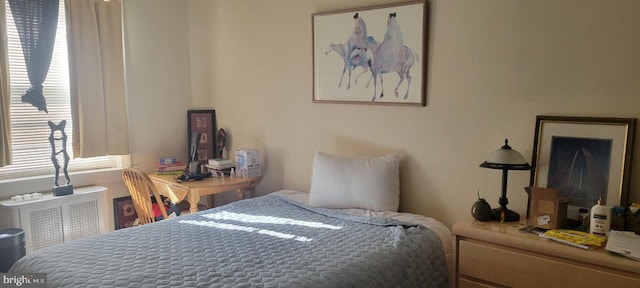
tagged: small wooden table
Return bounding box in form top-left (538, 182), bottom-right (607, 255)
top-left (149, 174), bottom-right (260, 213)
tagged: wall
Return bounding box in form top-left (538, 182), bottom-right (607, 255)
top-left (123, 0), bottom-right (212, 171)
top-left (119, 0), bottom-right (216, 210)
top-left (117, 0), bottom-right (640, 229)
top-left (206, 0), bottom-right (640, 228)
top-left (124, 0), bottom-right (193, 170)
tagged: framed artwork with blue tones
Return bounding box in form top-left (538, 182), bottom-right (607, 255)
top-left (312, 1), bottom-right (427, 106)
top-left (530, 115), bottom-right (636, 211)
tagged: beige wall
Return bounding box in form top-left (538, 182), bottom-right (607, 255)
top-left (123, 0), bottom-right (640, 228)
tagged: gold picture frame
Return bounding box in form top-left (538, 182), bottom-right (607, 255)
top-left (530, 115), bottom-right (636, 209)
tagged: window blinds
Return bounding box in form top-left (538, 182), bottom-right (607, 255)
top-left (0, 0), bottom-right (117, 180)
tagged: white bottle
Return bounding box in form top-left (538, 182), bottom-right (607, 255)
top-left (589, 197), bottom-right (611, 236)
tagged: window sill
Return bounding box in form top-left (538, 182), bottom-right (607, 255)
top-left (0, 168), bottom-right (124, 199)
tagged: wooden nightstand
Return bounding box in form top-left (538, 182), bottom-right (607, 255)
top-left (453, 219), bottom-right (640, 288)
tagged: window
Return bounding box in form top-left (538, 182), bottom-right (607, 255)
top-left (0, 0), bottom-right (121, 180)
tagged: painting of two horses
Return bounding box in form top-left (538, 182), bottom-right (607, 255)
top-left (313, 1), bottom-right (426, 105)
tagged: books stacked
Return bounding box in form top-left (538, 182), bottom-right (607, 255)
top-left (206, 158), bottom-right (235, 176)
top-left (156, 157), bottom-right (186, 175)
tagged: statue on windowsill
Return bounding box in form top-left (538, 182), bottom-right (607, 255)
top-left (48, 120), bottom-right (73, 196)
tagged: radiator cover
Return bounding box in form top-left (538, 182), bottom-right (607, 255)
top-left (0, 186), bottom-right (108, 254)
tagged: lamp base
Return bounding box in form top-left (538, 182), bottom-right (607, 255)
top-left (491, 208), bottom-right (520, 222)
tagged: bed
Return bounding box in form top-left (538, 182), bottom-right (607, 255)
top-left (10, 152), bottom-right (453, 287)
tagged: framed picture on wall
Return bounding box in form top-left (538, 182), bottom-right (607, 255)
top-left (312, 0), bottom-right (428, 106)
top-left (530, 115), bottom-right (636, 210)
top-left (113, 196), bottom-right (138, 230)
top-left (187, 110), bottom-right (217, 164)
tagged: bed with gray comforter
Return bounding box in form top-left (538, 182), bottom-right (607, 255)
top-left (10, 194), bottom-right (448, 287)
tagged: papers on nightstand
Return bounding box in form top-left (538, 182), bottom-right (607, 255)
top-left (539, 233), bottom-right (593, 250)
top-left (536, 229), bottom-right (607, 250)
top-left (605, 230), bottom-right (640, 261)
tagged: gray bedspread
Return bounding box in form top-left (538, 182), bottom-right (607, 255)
top-left (10, 194), bottom-right (448, 287)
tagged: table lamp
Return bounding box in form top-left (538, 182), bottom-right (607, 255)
top-left (479, 139), bottom-right (532, 222)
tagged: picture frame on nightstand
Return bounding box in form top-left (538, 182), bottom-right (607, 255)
top-left (529, 115), bottom-right (636, 213)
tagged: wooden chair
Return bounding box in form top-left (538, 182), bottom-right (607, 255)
top-left (121, 167), bottom-right (168, 225)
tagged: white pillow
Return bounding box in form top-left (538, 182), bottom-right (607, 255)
top-left (308, 152), bottom-right (400, 211)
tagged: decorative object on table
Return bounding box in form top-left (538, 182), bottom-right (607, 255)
top-left (189, 132), bottom-right (202, 175)
top-left (529, 115), bottom-right (636, 220)
top-left (187, 109), bottom-right (216, 165)
top-left (174, 121), bottom-right (216, 183)
top-left (471, 189), bottom-right (492, 221)
top-left (216, 128), bottom-right (226, 159)
top-left (526, 187), bottom-right (568, 230)
top-left (312, 0), bottom-right (427, 106)
top-left (235, 148), bottom-right (261, 178)
top-left (48, 120), bottom-right (73, 196)
top-left (179, 134), bottom-right (213, 182)
top-left (480, 139), bottom-right (532, 222)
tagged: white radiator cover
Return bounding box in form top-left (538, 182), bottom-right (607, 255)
top-left (0, 186), bottom-right (109, 254)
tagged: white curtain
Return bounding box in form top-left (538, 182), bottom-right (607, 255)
top-left (65, 0), bottom-right (128, 158)
top-left (0, 3), bottom-right (11, 167)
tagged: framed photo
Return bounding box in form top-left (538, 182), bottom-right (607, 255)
top-left (187, 110), bottom-right (217, 164)
top-left (113, 196), bottom-right (138, 230)
top-left (312, 0), bottom-right (427, 106)
top-left (530, 115), bottom-right (636, 210)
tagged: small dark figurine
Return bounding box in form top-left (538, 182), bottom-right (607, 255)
top-left (471, 190), bottom-right (492, 221)
top-left (48, 120), bottom-right (73, 196)
top-left (216, 128), bottom-right (226, 159)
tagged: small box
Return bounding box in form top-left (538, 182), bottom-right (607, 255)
top-left (235, 149), bottom-right (261, 178)
top-left (526, 187), bottom-right (568, 230)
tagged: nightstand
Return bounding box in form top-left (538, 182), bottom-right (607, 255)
top-left (452, 219), bottom-right (640, 288)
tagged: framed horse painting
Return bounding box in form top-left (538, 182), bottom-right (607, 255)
top-left (312, 0), bottom-right (428, 106)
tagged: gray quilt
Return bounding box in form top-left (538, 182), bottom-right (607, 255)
top-left (10, 194), bottom-right (448, 288)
